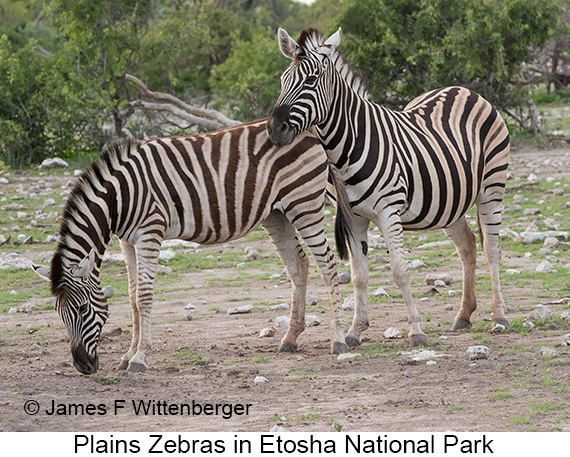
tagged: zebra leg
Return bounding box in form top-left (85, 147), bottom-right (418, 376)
top-left (477, 200), bottom-right (509, 330)
top-left (345, 216), bottom-right (371, 347)
top-left (125, 237), bottom-right (162, 372)
top-left (443, 217), bottom-right (477, 330)
top-left (118, 240), bottom-right (140, 371)
top-left (262, 212), bottom-right (309, 353)
top-left (377, 212), bottom-right (428, 347)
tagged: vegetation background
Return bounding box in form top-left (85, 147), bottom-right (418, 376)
top-left (1, 0), bottom-right (569, 168)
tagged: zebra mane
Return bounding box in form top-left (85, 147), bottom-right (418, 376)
top-left (296, 28), bottom-right (369, 100)
top-left (50, 138), bottom-right (137, 295)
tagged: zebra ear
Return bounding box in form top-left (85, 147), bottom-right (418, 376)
top-left (321, 28), bottom-right (341, 56)
top-left (72, 249), bottom-right (96, 279)
top-left (278, 28), bottom-right (299, 60)
top-left (32, 263), bottom-right (51, 281)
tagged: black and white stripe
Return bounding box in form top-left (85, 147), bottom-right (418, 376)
top-left (36, 118), bottom-right (353, 374)
top-left (268, 28), bottom-right (510, 347)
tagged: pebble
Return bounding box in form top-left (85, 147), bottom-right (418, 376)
top-left (445, 304), bottom-right (453, 311)
top-left (536, 260), bottom-right (554, 273)
top-left (537, 247), bottom-right (551, 256)
top-left (275, 316), bottom-right (290, 328)
top-left (269, 425), bottom-right (290, 432)
top-left (404, 369), bottom-right (414, 378)
top-left (269, 273), bottom-right (283, 280)
top-left (254, 375), bottom-right (269, 383)
top-left (466, 345), bottom-right (491, 360)
top-left (407, 259), bottom-right (427, 270)
top-left (19, 303), bottom-right (35, 313)
top-left (337, 353), bottom-right (361, 360)
top-left (259, 328), bottom-right (276, 338)
top-left (372, 287), bottom-right (390, 298)
top-left (202, 356), bottom-right (214, 364)
top-left (425, 273), bottom-right (453, 286)
top-left (384, 327), bottom-right (403, 339)
top-left (528, 304), bottom-right (552, 321)
top-left (185, 303), bottom-right (196, 310)
top-left (539, 347), bottom-right (558, 358)
top-left (506, 269), bottom-right (521, 275)
top-left (102, 285), bottom-right (113, 298)
top-left (305, 315), bottom-right (323, 327)
top-left (228, 305), bottom-right (254, 315)
top-left (246, 249), bottom-right (262, 261)
top-left (433, 279), bottom-right (447, 288)
top-left (342, 296), bottom-right (355, 310)
top-left (8, 308), bottom-right (18, 314)
top-left (491, 323), bottom-right (506, 333)
top-left (544, 237), bottom-right (560, 248)
top-left (306, 295), bottom-right (318, 306)
top-left (374, 253), bottom-right (388, 263)
top-left (448, 290), bottom-right (461, 297)
top-left (338, 272), bottom-right (351, 284)
top-left (270, 303), bottom-right (289, 311)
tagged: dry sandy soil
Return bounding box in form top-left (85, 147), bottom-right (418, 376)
top-left (1, 144), bottom-right (569, 434)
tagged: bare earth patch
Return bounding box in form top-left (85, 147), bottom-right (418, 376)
top-left (1, 145), bottom-right (569, 432)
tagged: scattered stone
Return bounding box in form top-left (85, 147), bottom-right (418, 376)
top-left (0, 177), bottom-right (8, 184)
top-left (549, 323), bottom-right (560, 330)
top-left (522, 321), bottom-right (535, 329)
top-left (228, 305), bottom-right (254, 315)
top-left (536, 260), bottom-right (554, 273)
top-left (305, 315), bottom-right (323, 327)
top-left (254, 376), bottom-right (269, 383)
top-left (367, 234), bottom-right (385, 249)
top-left (374, 253), bottom-right (388, 263)
top-left (185, 303), bottom-right (196, 310)
top-left (338, 272), bottom-right (351, 284)
top-left (372, 287), bottom-right (390, 298)
top-left (523, 208), bottom-right (541, 216)
top-left (426, 360), bottom-right (437, 366)
top-left (157, 265), bottom-right (173, 275)
top-left (269, 425), bottom-right (290, 432)
top-left (39, 157), bottom-right (69, 169)
top-left (102, 285), bottom-right (113, 298)
top-left (445, 304), bottom-right (454, 311)
top-left (259, 328), bottom-right (276, 338)
top-left (543, 237), bottom-right (560, 248)
top-left (528, 304), bottom-right (552, 321)
top-left (404, 369), bottom-right (414, 378)
top-left (269, 273), bottom-right (283, 280)
top-left (491, 323), bottom-right (506, 333)
top-left (512, 194), bottom-right (524, 203)
top-left (527, 173), bottom-right (539, 183)
top-left (384, 327), bottom-right (403, 339)
top-left (407, 259), bottom-right (427, 270)
top-left (246, 249), bottom-right (262, 261)
top-left (433, 279), bottom-right (447, 288)
top-left (342, 296), bottom-right (355, 310)
top-left (425, 273), bottom-right (453, 286)
top-left (158, 250), bottom-right (176, 262)
top-left (417, 240), bottom-right (452, 249)
top-left (337, 353), bottom-right (361, 360)
top-left (466, 345), bottom-right (491, 360)
top-left (183, 315), bottom-right (193, 321)
top-left (561, 311), bottom-right (570, 320)
top-left (275, 316), bottom-right (290, 328)
top-left (506, 269), bottom-right (521, 275)
top-left (518, 230), bottom-right (568, 244)
top-left (19, 303), bottom-right (35, 313)
top-left (499, 228), bottom-right (518, 239)
top-left (236, 262), bottom-right (246, 269)
top-left (202, 356), bottom-right (214, 364)
top-left (270, 303), bottom-right (289, 311)
top-left (306, 294), bottom-right (318, 306)
top-left (537, 247), bottom-right (551, 256)
top-left (503, 205), bottom-right (522, 213)
top-left (540, 347), bottom-right (558, 358)
top-left (8, 308), bottom-right (18, 314)
top-left (448, 290), bottom-right (461, 297)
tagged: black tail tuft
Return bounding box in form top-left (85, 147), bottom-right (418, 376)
top-left (329, 166), bottom-right (354, 260)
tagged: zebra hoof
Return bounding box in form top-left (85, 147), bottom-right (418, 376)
top-left (127, 362), bottom-right (148, 372)
top-left (452, 319), bottom-right (472, 331)
top-left (492, 318), bottom-right (510, 329)
top-left (278, 342), bottom-right (298, 353)
top-left (345, 336), bottom-right (361, 347)
top-left (409, 334), bottom-right (428, 347)
top-left (117, 360), bottom-right (129, 371)
top-left (331, 341), bottom-right (349, 354)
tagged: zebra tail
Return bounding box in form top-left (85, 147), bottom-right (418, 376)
top-left (329, 166), bottom-right (354, 260)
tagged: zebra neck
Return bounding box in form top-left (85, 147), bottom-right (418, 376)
top-left (316, 78), bottom-right (376, 170)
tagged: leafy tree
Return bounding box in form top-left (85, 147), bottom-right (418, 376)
top-left (335, 0), bottom-right (561, 117)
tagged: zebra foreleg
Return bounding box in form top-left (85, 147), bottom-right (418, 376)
top-left (118, 240), bottom-right (140, 371)
top-left (262, 212), bottom-right (309, 353)
top-left (378, 213), bottom-right (428, 347)
top-left (443, 217), bottom-right (477, 331)
top-left (345, 217), bottom-right (371, 347)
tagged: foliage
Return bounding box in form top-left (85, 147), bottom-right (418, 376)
top-left (335, 0), bottom-right (561, 110)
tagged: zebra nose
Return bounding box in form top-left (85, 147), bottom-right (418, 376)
top-left (268, 105), bottom-right (293, 146)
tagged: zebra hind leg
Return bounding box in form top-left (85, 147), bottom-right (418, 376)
top-left (443, 217), bottom-right (477, 331)
top-left (262, 212), bottom-right (310, 353)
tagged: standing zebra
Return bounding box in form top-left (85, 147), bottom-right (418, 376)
top-left (267, 28), bottom-right (510, 347)
top-left (33, 119), bottom-right (353, 374)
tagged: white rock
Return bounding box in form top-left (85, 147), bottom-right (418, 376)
top-left (254, 376), bottom-right (269, 383)
top-left (372, 287), bottom-right (390, 298)
top-left (337, 353), bottom-right (361, 360)
top-left (269, 273), bottom-right (283, 280)
top-left (506, 269), bottom-right (521, 275)
top-left (527, 173), bottom-right (539, 182)
top-left (0, 177), bottom-right (9, 184)
top-left (8, 308), bottom-right (18, 314)
top-left (246, 249), bottom-right (262, 261)
top-left (522, 321), bottom-right (535, 329)
top-left (499, 228), bottom-right (518, 239)
top-left (561, 311), bottom-right (570, 320)
top-left (74, 169), bottom-right (83, 177)
top-left (158, 250), bottom-right (177, 262)
top-left (269, 425), bottom-right (290, 432)
top-left (528, 304), bottom-right (552, 320)
top-left (544, 237), bottom-right (560, 248)
top-left (466, 345), bottom-right (491, 360)
top-left (425, 273), bottom-right (453, 286)
top-left (518, 231), bottom-right (568, 243)
top-left (184, 303), bottom-right (196, 310)
top-left (448, 290), bottom-right (461, 297)
top-left (367, 234), bottom-right (385, 249)
top-left (434, 279), bottom-right (447, 288)
top-left (492, 323), bottom-right (506, 333)
top-left (102, 285), bottom-right (114, 298)
top-left (540, 347), bottom-right (558, 358)
top-left (270, 303), bottom-right (289, 311)
top-left (19, 303), bottom-right (35, 313)
top-left (342, 296), bottom-right (355, 310)
top-left (275, 315), bottom-right (290, 328)
top-left (417, 240), bottom-right (452, 249)
top-left (305, 315), bottom-right (323, 327)
top-left (512, 194), bottom-right (524, 203)
top-left (384, 327), bottom-right (403, 339)
top-left (401, 349), bottom-right (444, 361)
top-left (228, 305), bottom-right (254, 315)
top-left (374, 253), bottom-right (388, 263)
top-left (536, 260), bottom-right (554, 273)
top-left (407, 259), bottom-right (427, 270)
top-left (259, 328), bottom-right (276, 338)
top-left (306, 294), bottom-right (318, 306)
top-left (338, 272), bottom-right (351, 284)
top-left (426, 360), bottom-right (437, 366)
top-left (39, 157), bottom-right (69, 169)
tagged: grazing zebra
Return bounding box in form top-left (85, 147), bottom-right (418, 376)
top-left (33, 118), bottom-right (354, 374)
top-left (267, 28), bottom-right (511, 347)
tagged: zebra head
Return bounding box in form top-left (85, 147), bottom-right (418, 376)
top-left (34, 249), bottom-right (109, 374)
top-left (267, 27), bottom-right (341, 146)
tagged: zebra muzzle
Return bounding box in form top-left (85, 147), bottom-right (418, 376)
top-left (267, 105), bottom-right (295, 146)
top-left (72, 344), bottom-right (99, 375)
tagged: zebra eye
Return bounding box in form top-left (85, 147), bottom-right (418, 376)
top-left (79, 303), bottom-right (88, 315)
top-left (305, 75), bottom-right (318, 86)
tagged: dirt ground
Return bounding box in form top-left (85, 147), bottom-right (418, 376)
top-left (1, 144), bottom-right (569, 433)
